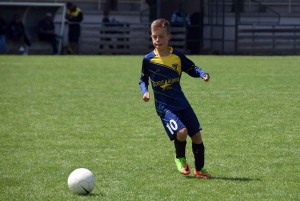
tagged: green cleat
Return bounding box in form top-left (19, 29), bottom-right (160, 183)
top-left (174, 157), bottom-right (190, 175)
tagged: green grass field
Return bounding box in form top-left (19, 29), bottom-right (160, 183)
top-left (0, 55), bottom-right (299, 201)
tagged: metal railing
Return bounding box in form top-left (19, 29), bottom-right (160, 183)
top-left (237, 24), bottom-right (300, 55)
top-left (79, 22), bottom-right (187, 54)
top-left (245, 0), bottom-right (300, 13)
top-left (202, 0), bottom-right (300, 13)
top-left (0, 0), bottom-right (144, 11)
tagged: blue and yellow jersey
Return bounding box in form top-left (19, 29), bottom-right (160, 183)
top-left (139, 47), bottom-right (209, 116)
top-left (66, 7), bottom-right (83, 23)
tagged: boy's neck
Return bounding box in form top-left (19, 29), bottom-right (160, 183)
top-left (155, 47), bottom-right (170, 57)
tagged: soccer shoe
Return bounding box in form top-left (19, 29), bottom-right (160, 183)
top-left (193, 168), bottom-right (211, 179)
top-left (174, 157), bottom-right (190, 175)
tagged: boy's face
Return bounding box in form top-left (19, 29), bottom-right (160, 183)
top-left (151, 27), bottom-right (171, 51)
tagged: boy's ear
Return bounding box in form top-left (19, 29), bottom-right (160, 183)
top-left (168, 34), bottom-right (172, 40)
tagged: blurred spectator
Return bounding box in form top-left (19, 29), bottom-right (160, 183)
top-left (100, 10), bottom-right (115, 49)
top-left (8, 14), bottom-right (30, 53)
top-left (101, 10), bottom-right (128, 50)
top-left (102, 10), bottom-right (115, 24)
top-left (0, 12), bottom-right (7, 54)
top-left (170, 3), bottom-right (190, 26)
top-left (38, 13), bottom-right (59, 55)
top-left (170, 3), bottom-right (190, 50)
top-left (65, 2), bottom-right (83, 54)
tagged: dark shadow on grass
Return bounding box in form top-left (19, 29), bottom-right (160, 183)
top-left (210, 176), bottom-right (262, 181)
top-left (185, 175), bottom-right (261, 181)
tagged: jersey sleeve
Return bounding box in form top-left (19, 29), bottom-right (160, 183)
top-left (68, 9), bottom-right (83, 22)
top-left (139, 57), bottom-right (149, 95)
top-left (181, 53), bottom-right (209, 78)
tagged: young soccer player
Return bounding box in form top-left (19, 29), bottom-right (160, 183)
top-left (139, 19), bottom-right (211, 178)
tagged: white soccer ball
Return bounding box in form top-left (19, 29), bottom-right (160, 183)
top-left (67, 168), bottom-right (95, 195)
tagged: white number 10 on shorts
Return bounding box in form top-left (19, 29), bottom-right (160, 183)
top-left (166, 119), bottom-right (178, 135)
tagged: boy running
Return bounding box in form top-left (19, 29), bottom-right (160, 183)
top-left (139, 19), bottom-right (211, 178)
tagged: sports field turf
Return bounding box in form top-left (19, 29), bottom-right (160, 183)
top-left (0, 55), bottom-right (299, 200)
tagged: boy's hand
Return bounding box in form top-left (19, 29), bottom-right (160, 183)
top-left (203, 74), bottom-right (210, 82)
top-left (142, 92), bottom-right (150, 102)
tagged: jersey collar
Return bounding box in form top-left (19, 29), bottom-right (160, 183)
top-left (154, 46), bottom-right (173, 56)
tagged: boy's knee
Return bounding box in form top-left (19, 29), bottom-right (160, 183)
top-left (176, 128), bottom-right (188, 141)
top-left (191, 132), bottom-right (203, 144)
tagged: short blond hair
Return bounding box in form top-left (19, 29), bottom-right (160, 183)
top-left (151, 19), bottom-right (170, 34)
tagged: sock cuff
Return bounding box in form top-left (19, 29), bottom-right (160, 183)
top-left (174, 138), bottom-right (187, 158)
top-left (192, 142), bottom-right (204, 148)
top-left (175, 137), bottom-right (187, 145)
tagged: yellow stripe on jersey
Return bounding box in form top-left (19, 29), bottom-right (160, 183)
top-left (67, 7), bottom-right (81, 17)
top-left (149, 54), bottom-right (182, 75)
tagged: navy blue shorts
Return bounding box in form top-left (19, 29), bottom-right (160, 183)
top-left (160, 107), bottom-right (202, 141)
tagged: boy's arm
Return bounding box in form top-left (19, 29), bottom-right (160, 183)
top-left (187, 65), bottom-right (210, 80)
top-left (139, 74), bottom-right (149, 95)
top-left (181, 54), bottom-right (210, 80)
top-left (139, 59), bottom-right (150, 102)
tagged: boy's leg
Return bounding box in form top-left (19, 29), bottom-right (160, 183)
top-left (160, 111), bottom-right (190, 175)
top-left (191, 132), bottom-right (210, 178)
top-left (180, 107), bottom-right (210, 178)
top-left (174, 128), bottom-right (188, 158)
top-left (191, 132), bottom-right (205, 171)
top-left (174, 128), bottom-right (190, 175)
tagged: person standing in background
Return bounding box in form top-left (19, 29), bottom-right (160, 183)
top-left (38, 13), bottom-right (59, 55)
top-left (65, 2), bottom-right (83, 54)
top-left (8, 14), bottom-right (31, 54)
top-left (170, 2), bottom-right (190, 26)
top-left (9, 14), bottom-right (26, 52)
top-left (170, 3), bottom-right (190, 50)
